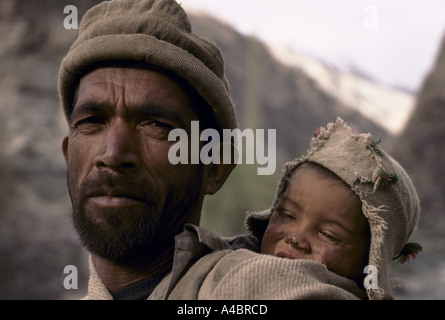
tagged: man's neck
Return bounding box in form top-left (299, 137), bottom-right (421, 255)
top-left (91, 247), bottom-right (174, 294)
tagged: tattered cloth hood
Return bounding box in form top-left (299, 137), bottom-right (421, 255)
top-left (247, 118), bottom-right (421, 299)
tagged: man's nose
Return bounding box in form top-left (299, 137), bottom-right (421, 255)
top-left (94, 121), bottom-right (141, 173)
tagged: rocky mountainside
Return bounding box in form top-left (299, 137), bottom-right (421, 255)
top-left (390, 33), bottom-right (445, 299)
top-left (268, 45), bottom-right (415, 136)
top-left (0, 0), bottom-right (438, 299)
top-left (190, 13), bottom-right (393, 154)
top-left (393, 34), bottom-right (445, 237)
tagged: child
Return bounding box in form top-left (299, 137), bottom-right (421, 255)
top-left (246, 117), bottom-right (422, 299)
top-left (260, 161), bottom-right (371, 286)
top-left (150, 118), bottom-right (421, 300)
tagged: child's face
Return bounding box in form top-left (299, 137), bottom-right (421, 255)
top-left (261, 165), bottom-right (370, 280)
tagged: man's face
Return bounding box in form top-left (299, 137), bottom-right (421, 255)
top-left (62, 67), bottom-right (206, 262)
top-left (261, 165), bottom-right (370, 280)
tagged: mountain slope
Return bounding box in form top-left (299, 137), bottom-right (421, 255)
top-left (268, 45), bottom-right (415, 135)
top-left (388, 33), bottom-right (445, 299)
top-left (189, 12), bottom-right (395, 156)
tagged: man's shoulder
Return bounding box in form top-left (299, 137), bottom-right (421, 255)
top-left (180, 223), bottom-right (260, 252)
top-left (223, 233), bottom-right (261, 252)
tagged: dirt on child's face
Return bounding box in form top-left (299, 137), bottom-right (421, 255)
top-left (261, 165), bottom-right (370, 280)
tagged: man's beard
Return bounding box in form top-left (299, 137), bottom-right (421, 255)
top-left (68, 167), bottom-right (203, 264)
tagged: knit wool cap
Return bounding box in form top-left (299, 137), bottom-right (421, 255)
top-left (58, 0), bottom-right (237, 131)
top-left (247, 118), bottom-right (421, 300)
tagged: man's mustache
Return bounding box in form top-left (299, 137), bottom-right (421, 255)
top-left (79, 172), bottom-right (156, 203)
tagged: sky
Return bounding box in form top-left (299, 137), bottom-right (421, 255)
top-left (182, 0), bottom-right (445, 93)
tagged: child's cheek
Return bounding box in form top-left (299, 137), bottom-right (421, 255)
top-left (262, 224), bottom-right (286, 253)
top-left (319, 247), bottom-right (346, 273)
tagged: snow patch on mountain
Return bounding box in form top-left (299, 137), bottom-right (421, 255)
top-left (268, 45), bottom-right (415, 135)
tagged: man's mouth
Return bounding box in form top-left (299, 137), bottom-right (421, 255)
top-left (88, 195), bottom-right (144, 208)
top-left (86, 187), bottom-right (145, 208)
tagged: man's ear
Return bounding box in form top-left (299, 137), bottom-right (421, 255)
top-left (62, 136), bottom-right (69, 164)
top-left (203, 162), bottom-right (236, 195)
top-left (203, 142), bottom-right (237, 195)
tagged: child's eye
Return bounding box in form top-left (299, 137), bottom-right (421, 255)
top-left (275, 209), bottom-right (297, 221)
top-left (319, 230), bottom-right (342, 245)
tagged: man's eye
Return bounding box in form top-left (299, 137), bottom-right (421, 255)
top-left (137, 119), bottom-right (176, 140)
top-left (148, 120), bottom-right (174, 130)
top-left (75, 116), bottom-right (106, 127)
top-left (138, 119), bottom-right (176, 132)
top-left (73, 116), bottom-right (107, 130)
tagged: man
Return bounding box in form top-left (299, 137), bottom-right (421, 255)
top-left (59, 0), bottom-right (249, 299)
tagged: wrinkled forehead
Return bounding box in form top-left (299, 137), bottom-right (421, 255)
top-left (77, 66), bottom-right (188, 96)
top-left (73, 66), bottom-right (198, 119)
top-left (73, 64), bottom-right (218, 131)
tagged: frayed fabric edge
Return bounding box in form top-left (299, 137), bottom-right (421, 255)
top-left (362, 200), bottom-right (389, 300)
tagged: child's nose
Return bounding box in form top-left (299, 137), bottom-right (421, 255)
top-left (285, 232), bottom-right (311, 254)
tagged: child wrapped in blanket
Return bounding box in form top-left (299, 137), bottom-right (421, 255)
top-left (151, 118), bottom-right (422, 300)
